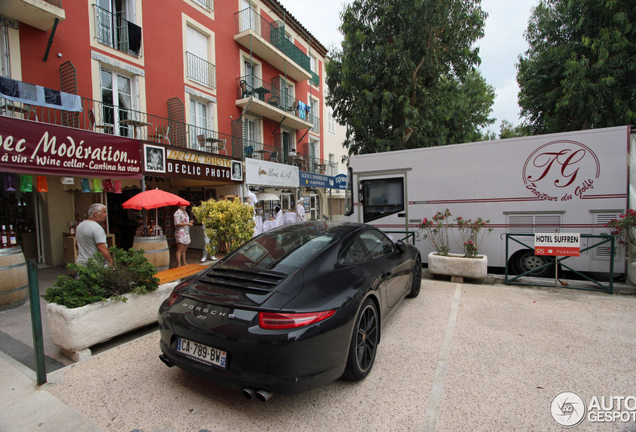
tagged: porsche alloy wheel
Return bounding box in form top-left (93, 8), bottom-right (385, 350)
top-left (343, 299), bottom-right (379, 380)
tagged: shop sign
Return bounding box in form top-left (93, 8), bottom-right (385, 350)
top-left (156, 145), bottom-right (240, 182)
top-left (245, 158), bottom-right (298, 187)
top-left (334, 173), bottom-right (348, 190)
top-left (0, 116), bottom-right (142, 178)
top-left (300, 171), bottom-right (336, 189)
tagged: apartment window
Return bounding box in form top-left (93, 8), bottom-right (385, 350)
top-left (190, 98), bottom-right (214, 150)
top-left (0, 26), bottom-right (9, 78)
top-left (192, 0), bottom-right (213, 12)
top-left (284, 81), bottom-right (295, 110)
top-left (100, 68), bottom-right (136, 137)
top-left (310, 98), bottom-right (319, 132)
top-left (245, 116), bottom-right (261, 151)
top-left (243, 59), bottom-right (260, 88)
top-left (187, 26), bottom-right (215, 88)
top-left (328, 154), bottom-right (335, 176)
top-left (327, 108), bottom-right (335, 133)
top-left (310, 55), bottom-right (317, 73)
top-left (239, 0), bottom-right (257, 32)
top-left (95, 0), bottom-right (141, 56)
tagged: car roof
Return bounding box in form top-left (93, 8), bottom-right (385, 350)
top-left (269, 221), bottom-right (370, 238)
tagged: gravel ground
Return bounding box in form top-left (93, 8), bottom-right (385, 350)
top-left (44, 280), bottom-right (636, 432)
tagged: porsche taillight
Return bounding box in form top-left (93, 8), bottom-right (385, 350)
top-left (258, 310), bottom-right (336, 330)
top-left (166, 291), bottom-right (181, 306)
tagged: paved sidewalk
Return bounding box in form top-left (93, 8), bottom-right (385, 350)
top-left (0, 353), bottom-right (102, 432)
top-left (1, 278), bottom-right (635, 431)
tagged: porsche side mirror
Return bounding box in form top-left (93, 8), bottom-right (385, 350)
top-left (395, 240), bottom-right (407, 254)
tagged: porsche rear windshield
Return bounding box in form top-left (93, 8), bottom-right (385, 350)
top-left (223, 232), bottom-right (337, 271)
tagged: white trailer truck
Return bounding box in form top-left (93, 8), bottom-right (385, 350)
top-left (344, 125), bottom-right (635, 276)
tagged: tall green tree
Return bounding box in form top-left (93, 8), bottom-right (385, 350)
top-left (326, 0), bottom-right (495, 155)
top-left (499, 120), bottom-right (531, 139)
top-left (517, 0), bottom-right (636, 134)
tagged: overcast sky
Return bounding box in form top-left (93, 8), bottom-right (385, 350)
top-left (277, 0), bottom-right (539, 134)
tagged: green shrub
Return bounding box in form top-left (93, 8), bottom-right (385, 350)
top-left (43, 247), bottom-right (159, 308)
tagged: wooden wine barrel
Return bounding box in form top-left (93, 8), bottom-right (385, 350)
top-left (132, 235), bottom-right (170, 272)
top-left (0, 246), bottom-right (28, 311)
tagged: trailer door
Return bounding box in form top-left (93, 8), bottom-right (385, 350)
top-left (358, 172), bottom-right (408, 232)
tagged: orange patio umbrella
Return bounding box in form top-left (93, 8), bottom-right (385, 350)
top-left (122, 189), bottom-right (190, 233)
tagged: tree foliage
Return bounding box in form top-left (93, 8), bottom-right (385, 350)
top-left (499, 120), bottom-right (531, 139)
top-left (326, 0), bottom-right (495, 155)
top-left (517, 0), bottom-right (636, 134)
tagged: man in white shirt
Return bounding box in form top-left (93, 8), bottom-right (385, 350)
top-left (75, 203), bottom-right (113, 267)
top-left (296, 197), bottom-right (306, 222)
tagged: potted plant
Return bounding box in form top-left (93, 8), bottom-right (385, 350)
top-left (44, 247), bottom-right (177, 361)
top-left (421, 211), bottom-right (490, 281)
top-left (605, 209), bottom-right (636, 284)
top-left (192, 197), bottom-right (256, 254)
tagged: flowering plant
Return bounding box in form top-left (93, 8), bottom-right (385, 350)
top-left (455, 216), bottom-right (493, 258)
top-left (605, 209), bottom-right (636, 253)
top-left (420, 209), bottom-right (452, 256)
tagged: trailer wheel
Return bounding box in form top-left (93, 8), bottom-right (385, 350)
top-left (510, 249), bottom-right (555, 278)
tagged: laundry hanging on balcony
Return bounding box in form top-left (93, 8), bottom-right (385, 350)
top-left (298, 101), bottom-right (307, 120)
top-left (0, 77), bottom-right (82, 112)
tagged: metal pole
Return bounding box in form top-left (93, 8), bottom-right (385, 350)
top-left (27, 259), bottom-right (47, 385)
top-left (555, 256), bottom-right (559, 288)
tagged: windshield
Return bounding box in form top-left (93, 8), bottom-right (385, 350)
top-left (221, 231), bottom-right (337, 272)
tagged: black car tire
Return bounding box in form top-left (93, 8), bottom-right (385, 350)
top-left (511, 249), bottom-right (555, 278)
top-left (343, 298), bottom-right (379, 381)
top-left (407, 256), bottom-right (422, 298)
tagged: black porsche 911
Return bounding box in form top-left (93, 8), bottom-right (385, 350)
top-left (158, 221), bottom-right (421, 401)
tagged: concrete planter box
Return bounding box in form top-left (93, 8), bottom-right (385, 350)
top-left (428, 252), bottom-right (488, 281)
top-left (629, 262), bottom-right (636, 286)
top-left (46, 282), bottom-right (178, 361)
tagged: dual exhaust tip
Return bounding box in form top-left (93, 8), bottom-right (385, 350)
top-left (242, 388), bottom-right (274, 402)
top-left (160, 355), bottom-right (273, 402)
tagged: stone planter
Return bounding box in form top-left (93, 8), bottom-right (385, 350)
top-left (46, 281), bottom-right (178, 361)
top-left (629, 262), bottom-right (636, 286)
top-left (428, 252), bottom-right (488, 282)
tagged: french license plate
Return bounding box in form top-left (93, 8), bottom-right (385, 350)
top-left (176, 337), bottom-right (227, 368)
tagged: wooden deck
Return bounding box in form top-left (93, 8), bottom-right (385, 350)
top-left (155, 263), bottom-right (208, 285)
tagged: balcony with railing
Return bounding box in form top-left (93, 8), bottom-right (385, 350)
top-left (186, 52), bottom-right (216, 89)
top-left (236, 75), bottom-right (317, 131)
top-left (311, 71), bottom-right (320, 87)
top-left (0, 96), bottom-right (231, 156)
top-left (230, 137), bottom-right (335, 176)
top-left (0, 0), bottom-right (65, 31)
top-left (1, 89), bottom-right (324, 168)
top-left (94, 5), bottom-right (142, 57)
top-left (234, 7), bottom-right (311, 82)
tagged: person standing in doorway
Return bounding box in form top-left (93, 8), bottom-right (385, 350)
top-left (174, 205), bottom-right (193, 267)
top-left (296, 197), bottom-right (306, 222)
top-left (76, 203), bottom-right (114, 267)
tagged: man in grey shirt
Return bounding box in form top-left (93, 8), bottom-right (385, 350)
top-left (76, 203), bottom-right (114, 267)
